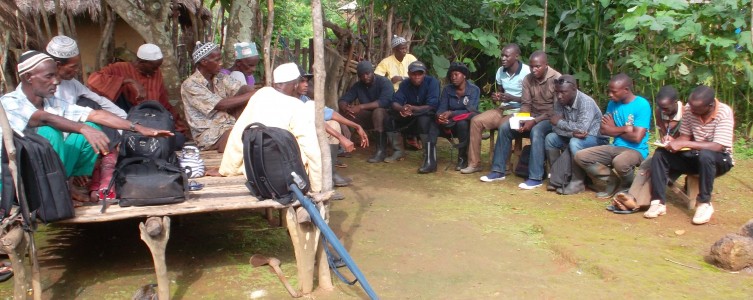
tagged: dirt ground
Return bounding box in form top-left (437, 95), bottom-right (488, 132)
top-left (1, 140), bottom-right (752, 299)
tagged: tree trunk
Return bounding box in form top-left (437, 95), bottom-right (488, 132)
top-left (95, 3), bottom-right (116, 71)
top-left (36, 0), bottom-right (52, 40)
top-left (542, 0), bottom-right (548, 51)
top-left (311, 0), bottom-right (332, 192)
top-left (223, 0), bottom-right (259, 65)
top-left (263, 0), bottom-right (275, 86)
top-left (104, 0), bottom-right (182, 104)
top-left (53, 0), bottom-right (64, 35)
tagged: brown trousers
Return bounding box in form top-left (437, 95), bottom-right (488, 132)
top-left (468, 109), bottom-right (509, 168)
top-left (345, 108), bottom-right (387, 133)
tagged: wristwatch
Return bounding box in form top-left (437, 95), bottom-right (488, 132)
top-left (129, 121), bottom-right (139, 132)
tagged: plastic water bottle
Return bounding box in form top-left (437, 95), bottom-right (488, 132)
top-left (291, 172), bottom-right (307, 190)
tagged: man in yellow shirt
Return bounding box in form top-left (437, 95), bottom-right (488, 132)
top-left (375, 36), bottom-right (417, 91)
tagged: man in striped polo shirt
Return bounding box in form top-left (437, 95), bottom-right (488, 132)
top-left (644, 85), bottom-right (734, 224)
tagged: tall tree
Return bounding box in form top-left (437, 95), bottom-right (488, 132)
top-left (222, 0), bottom-right (259, 64)
top-left (104, 0), bottom-right (181, 102)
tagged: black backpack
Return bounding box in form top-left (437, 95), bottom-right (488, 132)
top-left (1, 130), bottom-right (74, 223)
top-left (120, 100), bottom-right (177, 162)
top-left (242, 123), bottom-right (310, 204)
top-left (105, 101), bottom-right (187, 209)
top-left (109, 157), bottom-right (187, 207)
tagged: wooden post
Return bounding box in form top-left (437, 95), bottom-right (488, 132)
top-left (315, 202), bottom-right (333, 291)
top-left (139, 217), bottom-right (171, 300)
top-left (263, 0), bottom-right (275, 86)
top-left (685, 175), bottom-right (700, 210)
top-left (294, 39), bottom-right (302, 67)
top-left (1, 226), bottom-right (30, 300)
top-left (311, 0), bottom-right (332, 192)
top-left (285, 206), bottom-right (327, 294)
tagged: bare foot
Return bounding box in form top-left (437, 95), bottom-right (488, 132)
top-left (89, 190), bottom-right (100, 203)
top-left (205, 167), bottom-right (221, 177)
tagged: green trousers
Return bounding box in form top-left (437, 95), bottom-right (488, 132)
top-left (36, 122), bottom-right (102, 177)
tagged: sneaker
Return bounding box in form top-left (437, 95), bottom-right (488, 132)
top-left (692, 203), bottom-right (714, 225)
top-left (518, 179), bottom-right (543, 190)
top-left (460, 165), bottom-right (483, 174)
top-left (643, 200), bottom-right (667, 219)
top-left (480, 172), bottom-right (505, 182)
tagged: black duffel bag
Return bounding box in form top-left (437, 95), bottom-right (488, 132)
top-left (107, 157), bottom-right (187, 207)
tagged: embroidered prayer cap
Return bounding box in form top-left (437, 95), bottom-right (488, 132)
top-left (45, 35), bottom-right (79, 59)
top-left (192, 41), bottom-right (219, 64)
top-left (137, 44), bottom-right (163, 61)
top-left (17, 51), bottom-right (53, 76)
top-left (391, 35), bottom-right (407, 49)
top-left (273, 63), bottom-right (301, 84)
top-left (408, 61), bottom-right (427, 73)
top-left (356, 61), bottom-right (374, 75)
top-left (234, 42), bottom-right (259, 59)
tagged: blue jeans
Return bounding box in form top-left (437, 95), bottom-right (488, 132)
top-left (491, 120), bottom-right (552, 180)
top-left (544, 133), bottom-right (608, 155)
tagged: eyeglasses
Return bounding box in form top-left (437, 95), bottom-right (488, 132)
top-left (554, 78), bottom-right (576, 86)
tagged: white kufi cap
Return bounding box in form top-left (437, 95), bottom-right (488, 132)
top-left (273, 63), bottom-right (302, 84)
top-left (137, 44), bottom-right (163, 61)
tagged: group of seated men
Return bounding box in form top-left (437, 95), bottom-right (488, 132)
top-left (0, 35), bottom-right (735, 225)
top-left (325, 39), bottom-right (734, 225)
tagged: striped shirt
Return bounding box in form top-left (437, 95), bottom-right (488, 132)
top-left (679, 100), bottom-right (734, 158)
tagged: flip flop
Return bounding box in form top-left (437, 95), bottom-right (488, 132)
top-left (188, 181), bottom-right (204, 191)
top-left (613, 208), bottom-right (638, 214)
top-left (0, 261), bottom-right (13, 282)
top-left (606, 205), bottom-right (616, 211)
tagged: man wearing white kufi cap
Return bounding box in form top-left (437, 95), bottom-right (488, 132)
top-left (181, 41), bottom-right (254, 152)
top-left (87, 43), bottom-right (188, 134)
top-left (46, 35), bottom-right (128, 201)
top-left (219, 63), bottom-right (323, 193)
top-left (46, 35), bottom-right (127, 118)
top-left (0, 50), bottom-right (173, 203)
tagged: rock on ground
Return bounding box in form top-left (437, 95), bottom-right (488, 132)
top-left (709, 233), bottom-right (753, 271)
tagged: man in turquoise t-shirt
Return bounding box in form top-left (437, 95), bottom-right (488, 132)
top-left (569, 74), bottom-right (650, 197)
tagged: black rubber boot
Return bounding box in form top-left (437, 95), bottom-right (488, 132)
top-left (455, 146), bottom-right (468, 171)
top-left (367, 132), bottom-right (386, 163)
top-left (546, 149), bottom-right (562, 191)
top-left (330, 145), bottom-right (352, 187)
top-left (384, 132), bottom-right (405, 163)
top-left (558, 164), bottom-right (586, 195)
top-left (418, 141), bottom-right (437, 174)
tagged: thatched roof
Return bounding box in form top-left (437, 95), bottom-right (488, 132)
top-left (14, 0), bottom-right (206, 21)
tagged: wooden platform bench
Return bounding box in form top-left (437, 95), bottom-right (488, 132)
top-left (1, 151), bottom-right (334, 299)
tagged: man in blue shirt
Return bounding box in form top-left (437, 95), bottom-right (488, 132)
top-left (572, 74), bottom-right (651, 197)
top-left (339, 61), bottom-right (394, 163)
top-left (385, 61), bottom-right (440, 173)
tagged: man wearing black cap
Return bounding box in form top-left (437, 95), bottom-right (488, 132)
top-left (385, 61), bottom-right (440, 173)
top-left (339, 61), bottom-right (394, 163)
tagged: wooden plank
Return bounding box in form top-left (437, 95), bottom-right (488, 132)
top-left (61, 151), bottom-right (330, 224)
